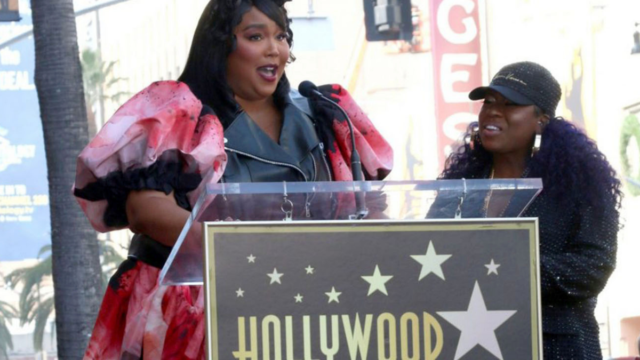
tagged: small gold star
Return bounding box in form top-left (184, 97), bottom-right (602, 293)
top-left (325, 287), bottom-right (342, 303)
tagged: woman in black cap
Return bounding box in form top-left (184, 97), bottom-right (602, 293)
top-left (437, 61), bottom-right (622, 359)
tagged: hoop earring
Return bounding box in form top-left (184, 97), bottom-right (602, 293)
top-left (531, 134), bottom-right (542, 157)
top-left (531, 120), bottom-right (545, 157)
top-left (467, 126), bottom-right (481, 151)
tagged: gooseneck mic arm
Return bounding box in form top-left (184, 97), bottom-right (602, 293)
top-left (298, 81), bottom-right (368, 219)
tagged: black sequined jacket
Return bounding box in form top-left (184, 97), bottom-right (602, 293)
top-left (523, 190), bottom-right (617, 359)
top-left (428, 181), bottom-right (618, 359)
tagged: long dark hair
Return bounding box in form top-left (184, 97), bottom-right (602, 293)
top-left (441, 118), bottom-right (623, 216)
top-left (178, 0), bottom-right (294, 127)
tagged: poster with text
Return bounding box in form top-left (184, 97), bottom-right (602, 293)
top-left (0, 3), bottom-right (51, 261)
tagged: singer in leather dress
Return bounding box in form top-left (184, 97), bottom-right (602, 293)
top-left (74, 83), bottom-right (392, 358)
top-left (73, 1), bottom-right (393, 357)
top-left (210, 92), bottom-right (335, 221)
top-left (73, 80), bottom-right (393, 359)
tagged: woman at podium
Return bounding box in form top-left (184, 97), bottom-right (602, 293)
top-left (72, 0), bottom-right (393, 358)
top-left (436, 61), bottom-right (622, 359)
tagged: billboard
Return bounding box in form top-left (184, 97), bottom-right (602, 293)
top-left (429, 0), bottom-right (484, 169)
top-left (0, 4), bottom-right (51, 261)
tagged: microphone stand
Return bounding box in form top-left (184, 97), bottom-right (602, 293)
top-left (307, 89), bottom-right (369, 219)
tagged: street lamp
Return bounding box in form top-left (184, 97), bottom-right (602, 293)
top-left (0, 0), bottom-right (20, 22)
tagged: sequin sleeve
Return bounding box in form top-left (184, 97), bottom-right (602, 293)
top-left (539, 201), bottom-right (618, 301)
top-left (72, 81), bottom-right (227, 233)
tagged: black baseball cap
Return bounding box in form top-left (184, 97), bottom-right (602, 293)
top-left (469, 61), bottom-right (562, 117)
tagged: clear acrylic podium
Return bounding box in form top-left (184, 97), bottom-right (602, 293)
top-left (159, 179), bottom-right (542, 286)
top-left (159, 179), bottom-right (544, 359)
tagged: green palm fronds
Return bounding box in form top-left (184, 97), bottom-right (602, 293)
top-left (5, 246), bottom-right (52, 351)
top-left (81, 48), bottom-right (129, 107)
top-left (0, 300), bottom-right (18, 360)
top-left (100, 240), bottom-right (126, 288)
top-left (4, 241), bottom-right (125, 351)
top-left (31, 297), bottom-right (54, 352)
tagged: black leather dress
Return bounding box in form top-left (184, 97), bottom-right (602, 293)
top-left (207, 95), bottom-right (334, 222)
top-left (222, 97), bottom-right (331, 184)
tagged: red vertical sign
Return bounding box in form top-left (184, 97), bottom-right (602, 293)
top-left (430, 0), bottom-right (484, 169)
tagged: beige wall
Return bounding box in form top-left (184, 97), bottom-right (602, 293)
top-left (284, 0), bottom-right (366, 89)
top-left (621, 316), bottom-right (640, 357)
top-left (91, 0), bottom-right (208, 120)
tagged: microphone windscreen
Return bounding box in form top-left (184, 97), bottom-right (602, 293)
top-left (298, 80), bottom-right (318, 98)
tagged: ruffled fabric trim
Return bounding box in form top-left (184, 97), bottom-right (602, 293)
top-left (74, 156), bottom-right (202, 228)
top-left (73, 81), bottom-right (227, 232)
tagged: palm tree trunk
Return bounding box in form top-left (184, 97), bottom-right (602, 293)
top-left (30, 0), bottom-right (103, 358)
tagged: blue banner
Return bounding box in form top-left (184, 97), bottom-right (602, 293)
top-left (0, 4), bottom-right (51, 261)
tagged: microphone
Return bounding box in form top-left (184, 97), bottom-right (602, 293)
top-left (298, 80), bottom-right (322, 98)
top-left (298, 81), bottom-right (368, 219)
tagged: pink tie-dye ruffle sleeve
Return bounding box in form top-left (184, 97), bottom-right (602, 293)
top-left (312, 84), bottom-right (393, 181)
top-left (73, 81), bottom-right (227, 233)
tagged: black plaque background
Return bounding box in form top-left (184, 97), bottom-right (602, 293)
top-left (206, 221), bottom-right (539, 360)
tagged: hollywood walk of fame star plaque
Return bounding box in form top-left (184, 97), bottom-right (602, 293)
top-left (203, 220), bottom-right (541, 360)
